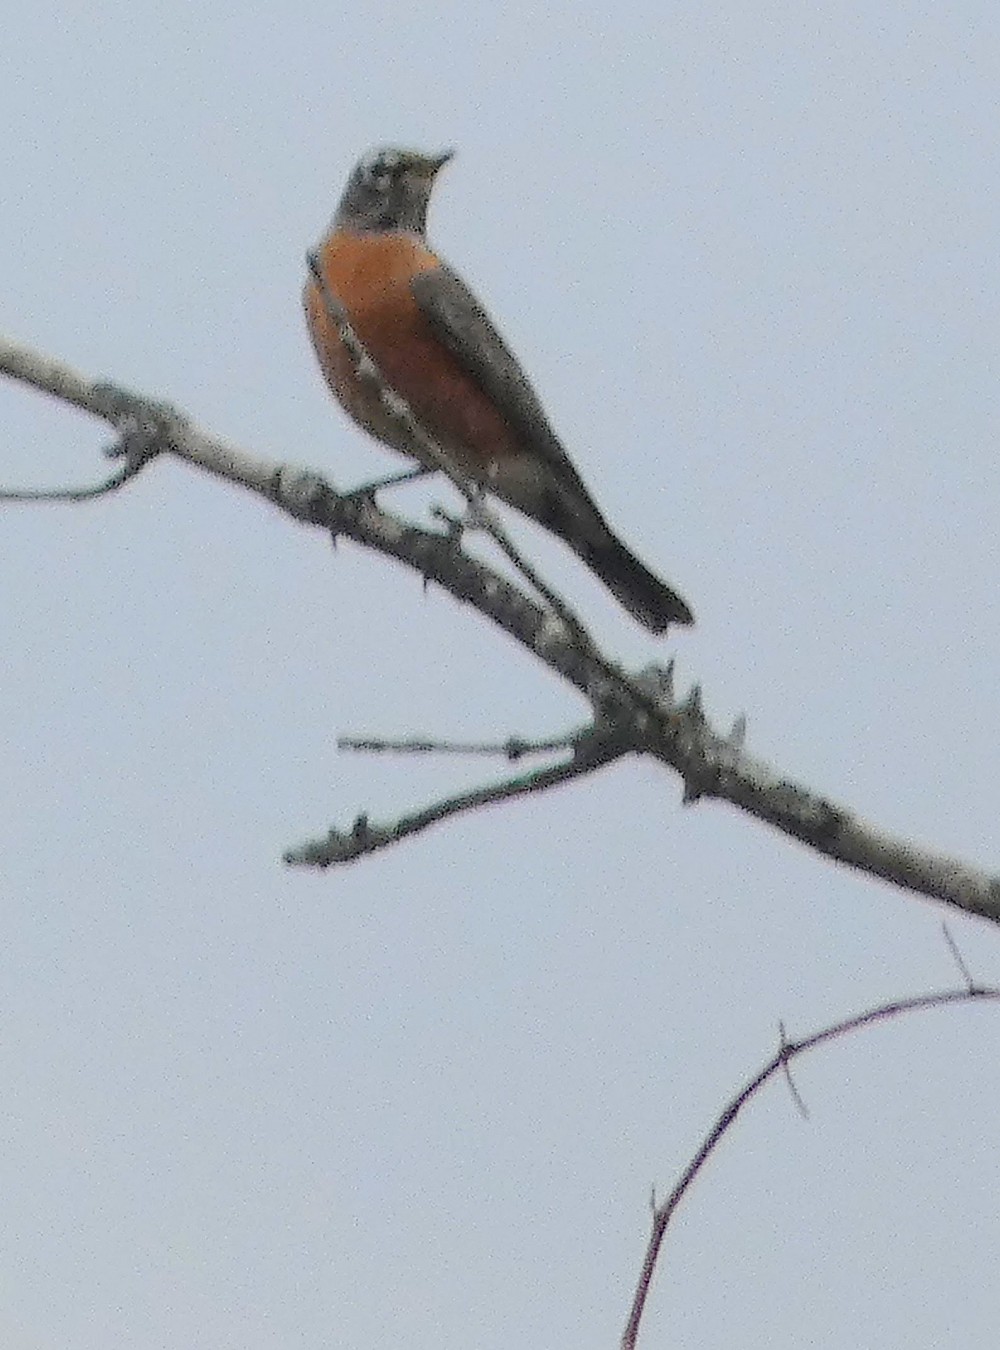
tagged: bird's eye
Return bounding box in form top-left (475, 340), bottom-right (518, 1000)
top-left (364, 150), bottom-right (399, 191)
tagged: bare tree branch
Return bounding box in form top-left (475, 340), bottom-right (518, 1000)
top-left (4, 332), bottom-right (1000, 923)
top-left (284, 748), bottom-right (619, 866)
top-left (621, 980), bottom-right (1000, 1350)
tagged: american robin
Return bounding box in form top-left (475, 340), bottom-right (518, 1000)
top-left (303, 146), bottom-right (694, 633)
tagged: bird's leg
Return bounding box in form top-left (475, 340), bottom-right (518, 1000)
top-left (462, 484), bottom-right (492, 531)
top-left (340, 465), bottom-right (435, 503)
top-left (430, 481), bottom-right (491, 544)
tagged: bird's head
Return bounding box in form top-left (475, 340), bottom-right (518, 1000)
top-left (334, 146), bottom-right (454, 234)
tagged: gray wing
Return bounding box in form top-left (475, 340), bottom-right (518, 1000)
top-left (413, 265), bottom-right (694, 632)
top-left (410, 265), bottom-right (598, 506)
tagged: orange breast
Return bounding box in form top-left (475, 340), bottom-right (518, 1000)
top-left (303, 230), bottom-right (519, 475)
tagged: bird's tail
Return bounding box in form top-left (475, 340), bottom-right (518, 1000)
top-left (574, 533), bottom-right (694, 634)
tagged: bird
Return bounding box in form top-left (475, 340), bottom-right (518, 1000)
top-left (303, 146), bottom-right (694, 633)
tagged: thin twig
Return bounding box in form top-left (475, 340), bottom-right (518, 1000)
top-left (778, 1020), bottom-right (810, 1120)
top-left (0, 463), bottom-right (137, 502)
top-left (284, 745), bottom-right (622, 866)
top-left (337, 730), bottom-right (581, 759)
top-left (942, 922), bottom-right (975, 991)
top-left (620, 983), bottom-right (1000, 1350)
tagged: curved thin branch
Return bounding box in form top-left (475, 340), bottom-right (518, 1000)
top-left (3, 333), bottom-right (1000, 924)
top-left (621, 981), bottom-right (1000, 1350)
top-left (0, 463), bottom-right (137, 501)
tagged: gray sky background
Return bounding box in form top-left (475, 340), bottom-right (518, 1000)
top-left (2, 3), bottom-right (999, 1347)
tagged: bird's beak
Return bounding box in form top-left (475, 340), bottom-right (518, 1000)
top-left (423, 148), bottom-right (455, 177)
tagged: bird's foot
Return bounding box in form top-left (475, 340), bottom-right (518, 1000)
top-left (92, 384), bottom-right (191, 471)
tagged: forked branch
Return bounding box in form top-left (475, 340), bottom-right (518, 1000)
top-left (3, 332), bottom-right (1000, 924)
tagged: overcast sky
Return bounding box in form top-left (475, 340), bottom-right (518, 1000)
top-left (2, 3), bottom-right (999, 1347)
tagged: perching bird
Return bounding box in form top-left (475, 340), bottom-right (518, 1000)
top-left (303, 146), bottom-right (693, 633)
